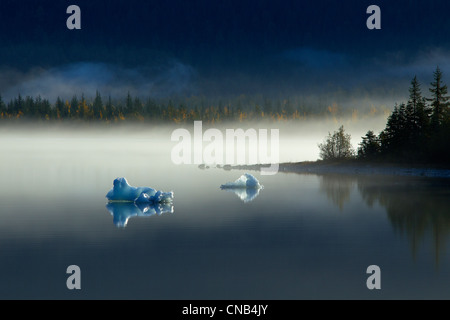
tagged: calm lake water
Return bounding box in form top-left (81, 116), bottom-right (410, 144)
top-left (0, 125), bottom-right (449, 299)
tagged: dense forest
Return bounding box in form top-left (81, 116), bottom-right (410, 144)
top-left (357, 67), bottom-right (450, 164)
top-left (1, 66), bottom-right (449, 165)
top-left (319, 67), bottom-right (450, 164)
top-left (0, 91), bottom-right (384, 123)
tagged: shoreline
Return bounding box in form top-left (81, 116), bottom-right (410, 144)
top-left (219, 161), bottom-right (450, 178)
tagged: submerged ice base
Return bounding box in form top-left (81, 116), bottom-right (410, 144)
top-left (106, 202), bottom-right (174, 227)
top-left (220, 173), bottom-right (263, 202)
top-left (221, 187), bottom-right (262, 203)
top-left (106, 177), bottom-right (173, 203)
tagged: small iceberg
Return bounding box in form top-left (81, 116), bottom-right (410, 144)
top-left (220, 173), bottom-right (263, 189)
top-left (220, 173), bottom-right (263, 203)
top-left (106, 202), bottom-right (173, 227)
top-left (106, 177), bottom-right (173, 203)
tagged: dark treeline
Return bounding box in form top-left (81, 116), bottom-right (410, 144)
top-left (357, 67), bottom-right (450, 164)
top-left (0, 91), bottom-right (375, 123)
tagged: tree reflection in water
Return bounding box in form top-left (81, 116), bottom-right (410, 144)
top-left (319, 174), bottom-right (355, 211)
top-left (318, 173), bottom-right (450, 266)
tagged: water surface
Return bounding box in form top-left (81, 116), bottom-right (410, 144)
top-left (0, 127), bottom-right (449, 299)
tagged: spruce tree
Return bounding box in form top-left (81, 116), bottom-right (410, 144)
top-left (358, 130), bottom-right (380, 159)
top-left (144, 98), bottom-right (160, 119)
top-left (381, 104), bottom-right (404, 157)
top-left (41, 98), bottom-right (51, 119)
top-left (428, 66), bottom-right (449, 127)
top-left (0, 95), bottom-right (6, 115)
top-left (70, 95), bottom-right (79, 119)
top-left (105, 95), bottom-right (113, 120)
top-left (93, 91), bottom-right (103, 120)
top-left (79, 94), bottom-right (87, 119)
top-left (409, 76), bottom-right (430, 134)
top-left (133, 97), bottom-right (143, 116)
top-left (55, 97), bottom-right (64, 119)
top-left (125, 92), bottom-right (133, 115)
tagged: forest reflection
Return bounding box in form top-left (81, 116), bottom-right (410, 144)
top-left (319, 174), bottom-right (356, 211)
top-left (318, 174), bottom-right (450, 265)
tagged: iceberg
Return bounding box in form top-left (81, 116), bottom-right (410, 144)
top-left (220, 173), bottom-right (263, 202)
top-left (106, 202), bottom-right (174, 227)
top-left (106, 177), bottom-right (173, 203)
top-left (220, 173), bottom-right (263, 189)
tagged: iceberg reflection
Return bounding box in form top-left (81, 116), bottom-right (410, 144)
top-left (106, 202), bottom-right (174, 228)
top-left (220, 187), bottom-right (262, 203)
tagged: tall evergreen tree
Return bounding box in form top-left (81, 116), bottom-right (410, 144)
top-left (105, 95), bottom-right (113, 120)
top-left (79, 94), bottom-right (87, 119)
top-left (93, 90), bottom-right (103, 119)
top-left (428, 66), bottom-right (449, 127)
top-left (70, 95), bottom-right (79, 119)
top-left (125, 92), bottom-right (133, 115)
top-left (408, 76), bottom-right (421, 120)
top-left (380, 104), bottom-right (408, 157)
top-left (33, 95), bottom-right (42, 118)
top-left (41, 98), bottom-right (52, 119)
top-left (0, 95), bottom-right (6, 113)
top-left (408, 76), bottom-right (431, 135)
top-left (55, 97), bottom-right (64, 119)
top-left (14, 94), bottom-right (24, 115)
top-left (133, 97), bottom-right (143, 116)
top-left (358, 130), bottom-right (380, 159)
top-left (144, 98), bottom-right (160, 119)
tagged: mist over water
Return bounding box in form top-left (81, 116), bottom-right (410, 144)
top-left (0, 121), bottom-right (448, 299)
top-left (0, 115), bottom-right (388, 170)
top-left (0, 118), bottom-right (389, 229)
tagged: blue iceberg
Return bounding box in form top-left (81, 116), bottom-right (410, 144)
top-left (106, 177), bottom-right (173, 203)
top-left (220, 173), bottom-right (263, 202)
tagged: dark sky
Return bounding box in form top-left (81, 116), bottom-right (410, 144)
top-left (1, 0), bottom-right (450, 106)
